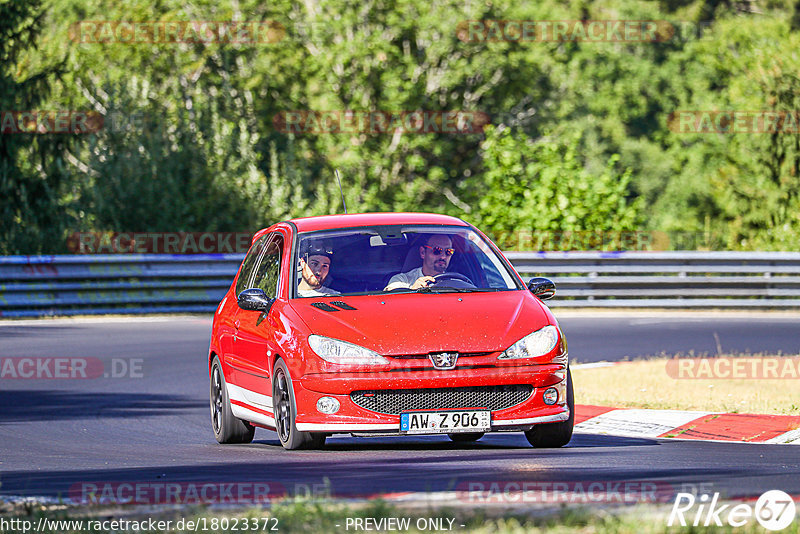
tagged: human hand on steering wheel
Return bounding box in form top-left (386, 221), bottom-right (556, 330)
top-left (431, 272), bottom-right (474, 286)
top-left (410, 276), bottom-right (436, 289)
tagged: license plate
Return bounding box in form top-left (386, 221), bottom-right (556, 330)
top-left (400, 410), bottom-right (490, 434)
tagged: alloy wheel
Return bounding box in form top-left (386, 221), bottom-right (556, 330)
top-left (211, 366), bottom-right (223, 434)
top-left (274, 370), bottom-right (292, 442)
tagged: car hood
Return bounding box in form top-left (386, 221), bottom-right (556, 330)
top-left (289, 290), bottom-right (549, 355)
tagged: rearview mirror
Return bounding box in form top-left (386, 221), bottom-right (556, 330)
top-left (237, 288), bottom-right (275, 312)
top-left (370, 234), bottom-right (408, 247)
top-left (527, 277), bottom-right (556, 300)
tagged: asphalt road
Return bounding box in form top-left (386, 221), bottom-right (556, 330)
top-left (0, 313), bottom-right (798, 506)
top-left (560, 312), bottom-right (800, 362)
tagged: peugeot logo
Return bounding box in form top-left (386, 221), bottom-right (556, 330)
top-left (429, 352), bottom-right (459, 370)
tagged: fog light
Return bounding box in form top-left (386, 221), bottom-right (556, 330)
top-left (316, 397), bottom-right (340, 414)
top-left (543, 387), bottom-right (558, 405)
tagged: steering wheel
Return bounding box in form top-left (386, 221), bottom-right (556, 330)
top-left (432, 272), bottom-right (475, 287)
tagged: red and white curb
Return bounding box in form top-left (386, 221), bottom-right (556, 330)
top-left (574, 405), bottom-right (800, 444)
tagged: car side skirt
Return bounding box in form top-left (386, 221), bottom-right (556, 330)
top-left (228, 383), bottom-right (275, 428)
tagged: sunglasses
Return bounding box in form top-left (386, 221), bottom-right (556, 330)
top-left (422, 245), bottom-right (455, 256)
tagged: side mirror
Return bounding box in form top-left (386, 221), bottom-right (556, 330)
top-left (527, 277), bottom-right (556, 300)
top-left (237, 288), bottom-right (275, 312)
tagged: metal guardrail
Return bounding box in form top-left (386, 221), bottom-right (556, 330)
top-left (0, 254), bottom-right (242, 317)
top-left (1, 252), bottom-right (800, 317)
top-left (508, 251), bottom-right (800, 308)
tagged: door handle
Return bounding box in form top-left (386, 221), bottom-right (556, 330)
top-left (234, 319), bottom-right (240, 329)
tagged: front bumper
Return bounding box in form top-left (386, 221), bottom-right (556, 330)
top-left (292, 363), bottom-right (569, 433)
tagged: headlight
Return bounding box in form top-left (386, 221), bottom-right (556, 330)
top-left (308, 335), bottom-right (388, 366)
top-left (498, 325), bottom-right (560, 360)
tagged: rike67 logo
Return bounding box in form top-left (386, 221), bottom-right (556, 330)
top-left (669, 490), bottom-right (796, 531)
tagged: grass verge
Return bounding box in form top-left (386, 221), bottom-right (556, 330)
top-left (572, 354), bottom-right (800, 414)
top-left (2, 499), bottom-right (797, 533)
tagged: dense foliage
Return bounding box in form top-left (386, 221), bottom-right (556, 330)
top-left (2, 0), bottom-right (799, 252)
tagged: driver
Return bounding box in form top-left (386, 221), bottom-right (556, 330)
top-left (298, 243), bottom-right (340, 297)
top-left (384, 234), bottom-right (454, 291)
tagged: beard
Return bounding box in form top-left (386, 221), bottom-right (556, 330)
top-left (304, 269), bottom-right (322, 288)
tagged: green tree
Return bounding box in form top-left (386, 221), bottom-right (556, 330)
top-left (6, 0), bottom-right (800, 254)
top-left (0, 0), bottom-right (68, 254)
top-left (660, 16), bottom-right (800, 249)
top-left (473, 126), bottom-right (642, 248)
top-left (48, 0), bottom-right (320, 234)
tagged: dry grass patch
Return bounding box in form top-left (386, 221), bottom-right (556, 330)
top-left (572, 354), bottom-right (800, 414)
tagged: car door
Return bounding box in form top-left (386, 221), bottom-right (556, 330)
top-left (229, 231), bottom-right (285, 404)
top-left (219, 233), bottom-right (270, 373)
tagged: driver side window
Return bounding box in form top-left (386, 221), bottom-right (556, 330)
top-left (236, 234), bottom-right (270, 295)
top-left (251, 235), bottom-right (283, 299)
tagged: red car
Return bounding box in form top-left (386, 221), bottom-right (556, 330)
top-left (208, 213), bottom-right (572, 450)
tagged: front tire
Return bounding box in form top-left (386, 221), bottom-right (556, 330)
top-left (524, 367), bottom-right (574, 448)
top-left (210, 356), bottom-right (255, 444)
top-left (272, 358), bottom-right (326, 450)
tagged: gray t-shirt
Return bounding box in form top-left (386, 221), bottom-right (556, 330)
top-left (298, 286), bottom-right (339, 298)
top-left (384, 267), bottom-right (425, 291)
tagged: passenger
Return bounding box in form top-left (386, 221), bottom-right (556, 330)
top-left (298, 244), bottom-right (339, 297)
top-left (384, 234), bottom-right (454, 291)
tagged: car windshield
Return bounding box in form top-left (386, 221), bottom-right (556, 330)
top-left (293, 225), bottom-right (521, 297)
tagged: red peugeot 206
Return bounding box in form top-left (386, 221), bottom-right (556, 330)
top-left (208, 213), bottom-right (572, 450)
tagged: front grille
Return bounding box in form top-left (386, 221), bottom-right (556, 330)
top-left (350, 385), bottom-right (533, 415)
top-left (389, 352), bottom-right (492, 360)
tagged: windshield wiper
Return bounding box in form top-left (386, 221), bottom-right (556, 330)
top-left (417, 286), bottom-right (469, 293)
top-left (467, 288), bottom-right (509, 292)
top-left (419, 287), bottom-right (512, 294)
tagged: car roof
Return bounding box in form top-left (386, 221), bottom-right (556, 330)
top-left (286, 212), bottom-right (470, 233)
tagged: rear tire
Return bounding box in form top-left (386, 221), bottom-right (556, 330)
top-left (448, 432), bottom-right (484, 443)
top-left (272, 358), bottom-right (326, 450)
top-left (524, 367), bottom-right (574, 448)
top-left (210, 356), bottom-right (255, 444)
